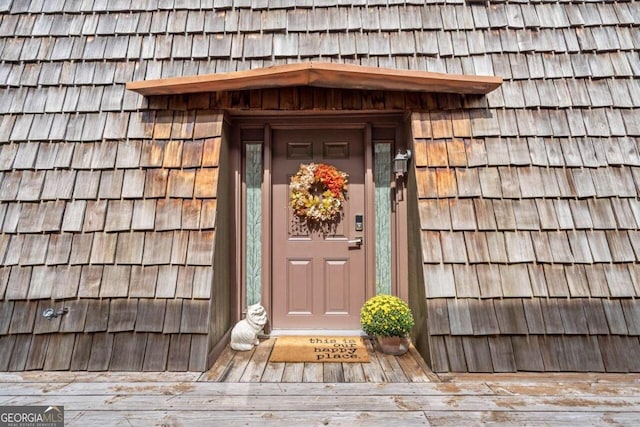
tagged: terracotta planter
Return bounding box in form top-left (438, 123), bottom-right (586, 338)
top-left (374, 335), bottom-right (410, 356)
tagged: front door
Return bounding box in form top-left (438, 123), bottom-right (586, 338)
top-left (271, 128), bottom-right (366, 330)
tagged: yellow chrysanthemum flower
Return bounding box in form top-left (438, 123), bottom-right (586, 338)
top-left (360, 295), bottom-right (414, 337)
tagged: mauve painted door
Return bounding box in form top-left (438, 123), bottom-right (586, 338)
top-left (271, 128), bottom-right (366, 329)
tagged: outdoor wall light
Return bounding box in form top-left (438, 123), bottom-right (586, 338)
top-left (42, 307), bottom-right (69, 320)
top-left (393, 149), bottom-right (412, 177)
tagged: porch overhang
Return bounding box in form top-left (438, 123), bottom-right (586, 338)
top-left (126, 62), bottom-right (502, 96)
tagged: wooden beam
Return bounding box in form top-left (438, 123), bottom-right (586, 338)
top-left (126, 62), bottom-right (502, 96)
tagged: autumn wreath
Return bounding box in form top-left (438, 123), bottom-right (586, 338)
top-left (289, 163), bottom-right (348, 222)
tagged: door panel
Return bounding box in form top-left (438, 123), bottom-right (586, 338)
top-left (324, 259), bottom-right (349, 314)
top-left (272, 128), bottom-right (366, 329)
top-left (286, 259), bottom-right (313, 314)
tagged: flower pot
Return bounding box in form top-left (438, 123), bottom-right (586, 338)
top-left (374, 335), bottom-right (410, 356)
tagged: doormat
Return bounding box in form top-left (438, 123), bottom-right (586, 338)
top-left (269, 336), bottom-right (370, 363)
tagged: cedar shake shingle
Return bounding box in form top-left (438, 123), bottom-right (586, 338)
top-left (468, 299), bottom-right (499, 335)
top-left (105, 200), bottom-right (133, 232)
top-left (424, 264), bottom-right (455, 298)
top-left (27, 266), bottom-right (52, 299)
top-left (129, 265), bottom-right (158, 298)
top-left (142, 231), bottom-right (173, 265)
top-left (447, 299), bottom-right (473, 336)
top-left (77, 265), bottom-right (102, 299)
top-left (199, 200), bottom-right (217, 230)
top-left (107, 299), bottom-right (137, 332)
top-left (192, 266), bottom-right (212, 299)
top-left (90, 232), bottom-right (117, 265)
top-left (109, 332), bottom-right (147, 371)
top-left (186, 231), bottom-right (215, 266)
top-left (144, 169), bottom-right (168, 198)
top-left (193, 169), bottom-right (218, 198)
top-left (98, 170), bottom-right (124, 199)
top-left (8, 301), bottom-right (36, 334)
top-left (115, 140), bottom-right (141, 168)
top-left (167, 170), bottom-right (195, 198)
top-left (131, 199), bottom-right (156, 230)
top-left (565, 265), bottom-right (591, 297)
top-left (0, 300), bottom-right (14, 335)
top-left (58, 300), bottom-right (88, 333)
top-left (52, 265), bottom-right (81, 299)
top-left (476, 264), bottom-right (503, 298)
top-left (5, 266), bottom-right (30, 300)
top-left (122, 169), bottom-right (145, 198)
top-left (180, 300), bottom-right (209, 334)
top-left (135, 299), bottom-right (165, 332)
top-left (155, 265), bottom-right (178, 299)
top-left (19, 234), bottom-right (48, 265)
top-left (87, 332), bottom-right (113, 371)
top-left (43, 334), bottom-right (75, 371)
top-left (100, 265), bottom-right (131, 298)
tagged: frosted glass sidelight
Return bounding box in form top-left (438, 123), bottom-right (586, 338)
top-left (245, 144), bottom-right (262, 306)
top-left (374, 143), bottom-right (392, 295)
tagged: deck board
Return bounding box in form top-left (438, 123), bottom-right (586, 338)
top-left (360, 339), bottom-right (390, 382)
top-left (6, 393), bottom-right (640, 412)
top-left (199, 345), bottom-right (234, 382)
top-left (66, 410), bottom-right (432, 426)
top-left (376, 352), bottom-right (410, 382)
top-left (323, 362), bottom-right (344, 383)
top-left (281, 363), bottom-right (304, 383)
top-left (342, 362), bottom-right (366, 382)
top-left (2, 380), bottom-right (639, 397)
top-left (206, 336), bottom-right (431, 384)
top-left (37, 409), bottom-right (640, 427)
top-left (3, 340), bottom-right (638, 425)
top-left (302, 363), bottom-right (323, 383)
top-left (219, 347), bottom-right (254, 382)
top-left (260, 361), bottom-right (285, 382)
top-left (396, 352), bottom-right (432, 382)
top-left (238, 338), bottom-right (273, 382)
top-left (3, 373), bottom-right (639, 425)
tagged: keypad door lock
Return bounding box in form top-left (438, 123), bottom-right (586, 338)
top-left (355, 214), bottom-right (363, 231)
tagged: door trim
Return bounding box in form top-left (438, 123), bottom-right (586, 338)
top-left (232, 113), bottom-right (407, 331)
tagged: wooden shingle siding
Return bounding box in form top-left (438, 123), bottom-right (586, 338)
top-left (0, 0), bottom-right (638, 373)
top-left (0, 96), bottom-right (222, 369)
top-left (405, 0), bottom-right (640, 369)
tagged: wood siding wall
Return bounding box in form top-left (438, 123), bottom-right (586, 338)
top-left (0, 85), bottom-right (435, 372)
top-left (0, 109), bottom-right (224, 371)
top-left (2, 0), bottom-right (638, 374)
top-left (410, 111), bottom-right (640, 373)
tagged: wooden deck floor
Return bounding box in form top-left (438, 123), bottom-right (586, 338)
top-left (1, 339), bottom-right (639, 425)
top-left (2, 372), bottom-right (640, 426)
top-left (204, 337), bottom-right (438, 383)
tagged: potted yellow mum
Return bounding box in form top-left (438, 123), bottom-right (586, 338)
top-left (360, 294), bottom-right (415, 355)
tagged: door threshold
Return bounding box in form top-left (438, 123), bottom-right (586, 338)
top-left (267, 329), bottom-right (366, 337)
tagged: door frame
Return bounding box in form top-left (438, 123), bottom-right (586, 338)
top-left (270, 125), bottom-right (369, 330)
top-left (231, 112), bottom-right (409, 330)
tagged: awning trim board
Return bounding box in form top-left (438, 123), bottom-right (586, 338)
top-left (126, 62), bottom-right (502, 96)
